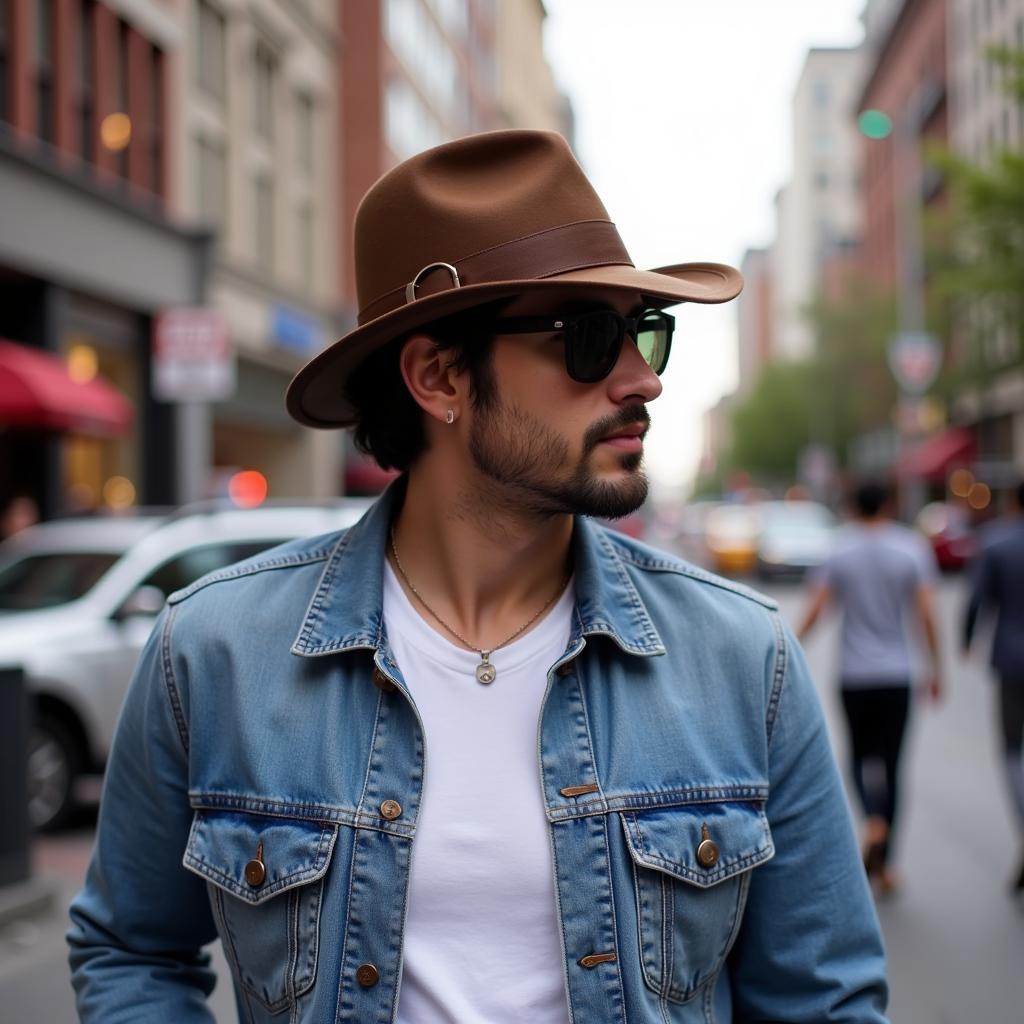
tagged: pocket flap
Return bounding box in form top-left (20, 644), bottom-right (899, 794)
top-left (184, 809), bottom-right (337, 906)
top-left (621, 802), bottom-right (774, 889)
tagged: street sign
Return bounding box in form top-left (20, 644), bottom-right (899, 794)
top-left (887, 331), bottom-right (941, 395)
top-left (153, 308), bottom-right (234, 402)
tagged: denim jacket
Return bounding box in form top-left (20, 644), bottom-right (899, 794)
top-left (68, 486), bottom-right (888, 1023)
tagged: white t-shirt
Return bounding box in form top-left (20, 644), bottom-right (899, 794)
top-left (815, 522), bottom-right (938, 686)
top-left (383, 562), bottom-right (574, 1024)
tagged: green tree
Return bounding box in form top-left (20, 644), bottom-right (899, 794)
top-left (725, 360), bottom-right (816, 483)
top-left (803, 277), bottom-right (900, 459)
top-left (926, 46), bottom-right (1024, 390)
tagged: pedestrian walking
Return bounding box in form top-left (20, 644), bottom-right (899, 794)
top-left (68, 130), bottom-right (887, 1022)
top-left (799, 480), bottom-right (943, 895)
top-left (963, 480), bottom-right (1024, 895)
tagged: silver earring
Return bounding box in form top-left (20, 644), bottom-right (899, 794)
top-left (445, 408), bottom-right (455, 425)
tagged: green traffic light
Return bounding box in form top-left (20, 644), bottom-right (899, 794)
top-left (858, 109), bottom-right (893, 140)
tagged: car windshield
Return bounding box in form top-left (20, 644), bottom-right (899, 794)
top-left (0, 551), bottom-right (120, 611)
top-left (761, 503), bottom-right (835, 533)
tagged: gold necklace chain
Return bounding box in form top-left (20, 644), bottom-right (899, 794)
top-left (389, 527), bottom-right (570, 685)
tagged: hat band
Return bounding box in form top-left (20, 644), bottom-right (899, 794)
top-left (357, 219), bottom-right (633, 325)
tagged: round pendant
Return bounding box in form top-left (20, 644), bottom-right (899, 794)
top-left (476, 661), bottom-right (497, 685)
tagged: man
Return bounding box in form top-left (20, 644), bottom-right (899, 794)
top-left (963, 480), bottom-right (1024, 893)
top-left (799, 480), bottom-right (942, 895)
top-left (69, 131), bottom-right (887, 1022)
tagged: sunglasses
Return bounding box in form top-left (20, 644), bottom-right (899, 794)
top-left (490, 307), bottom-right (675, 384)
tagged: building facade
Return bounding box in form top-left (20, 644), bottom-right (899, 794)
top-left (735, 247), bottom-right (774, 397)
top-left (857, 0), bottom-right (948, 295)
top-left (169, 0), bottom-right (343, 501)
top-left (772, 47), bottom-right (865, 362)
top-left (947, 0), bottom-right (1024, 475)
top-left (494, 0), bottom-right (571, 136)
top-left (0, 0), bottom-right (209, 518)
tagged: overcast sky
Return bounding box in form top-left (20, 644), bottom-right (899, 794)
top-left (543, 0), bottom-right (867, 497)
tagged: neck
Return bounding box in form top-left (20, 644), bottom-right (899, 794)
top-left (390, 459), bottom-right (573, 651)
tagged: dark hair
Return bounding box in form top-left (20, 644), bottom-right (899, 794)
top-left (346, 304), bottom-right (503, 471)
top-left (851, 480), bottom-right (891, 518)
top-left (1016, 480), bottom-right (1024, 509)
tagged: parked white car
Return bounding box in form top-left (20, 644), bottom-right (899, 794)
top-left (755, 500), bottom-right (837, 580)
top-left (0, 500), bottom-right (370, 829)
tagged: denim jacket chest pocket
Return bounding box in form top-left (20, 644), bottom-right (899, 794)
top-left (620, 801), bottom-right (774, 1004)
top-left (183, 809), bottom-right (338, 1014)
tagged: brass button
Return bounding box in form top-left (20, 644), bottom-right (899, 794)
top-left (380, 799), bottom-right (402, 820)
top-left (556, 660), bottom-right (575, 677)
top-left (355, 962), bottom-right (380, 987)
top-left (244, 858), bottom-right (266, 888)
top-left (697, 823), bottom-right (719, 868)
top-left (372, 668), bottom-right (397, 692)
top-left (697, 839), bottom-right (719, 868)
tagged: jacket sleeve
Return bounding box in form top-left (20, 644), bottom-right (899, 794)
top-left (963, 546), bottom-right (994, 650)
top-left (726, 618), bottom-right (889, 1023)
top-left (67, 604), bottom-right (219, 1022)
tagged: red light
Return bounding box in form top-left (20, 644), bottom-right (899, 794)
top-left (229, 470), bottom-right (268, 508)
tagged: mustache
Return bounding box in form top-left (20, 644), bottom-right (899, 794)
top-left (583, 403), bottom-right (651, 454)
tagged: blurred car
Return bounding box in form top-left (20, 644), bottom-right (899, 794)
top-left (915, 501), bottom-right (976, 571)
top-left (672, 499), bottom-right (721, 565)
top-left (0, 500), bottom-right (369, 829)
top-left (703, 504), bottom-right (762, 576)
top-left (755, 500), bottom-right (837, 580)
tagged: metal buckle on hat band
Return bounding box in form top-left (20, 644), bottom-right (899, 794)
top-left (358, 221), bottom-right (632, 325)
top-left (405, 263), bottom-right (461, 304)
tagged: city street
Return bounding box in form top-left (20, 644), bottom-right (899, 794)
top-left (1, 573), bottom-right (1021, 1023)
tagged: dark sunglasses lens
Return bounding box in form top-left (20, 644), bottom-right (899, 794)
top-left (568, 313), bottom-right (623, 382)
top-left (636, 311), bottom-right (672, 374)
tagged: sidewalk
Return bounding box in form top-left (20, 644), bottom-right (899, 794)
top-left (0, 816), bottom-right (238, 1022)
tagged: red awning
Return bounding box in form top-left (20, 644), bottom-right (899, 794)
top-left (897, 426), bottom-right (975, 480)
top-left (0, 339), bottom-right (133, 437)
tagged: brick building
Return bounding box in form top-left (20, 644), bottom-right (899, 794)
top-left (0, 0), bottom-right (208, 517)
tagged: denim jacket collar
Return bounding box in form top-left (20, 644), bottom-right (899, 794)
top-left (290, 479), bottom-right (665, 660)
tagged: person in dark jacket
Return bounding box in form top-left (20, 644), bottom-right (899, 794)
top-left (964, 480), bottom-right (1024, 894)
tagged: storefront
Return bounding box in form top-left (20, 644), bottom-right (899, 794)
top-left (0, 132), bottom-right (211, 518)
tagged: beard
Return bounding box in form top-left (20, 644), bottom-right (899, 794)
top-left (467, 397), bottom-right (651, 519)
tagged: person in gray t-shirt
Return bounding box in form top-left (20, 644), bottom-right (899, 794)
top-left (799, 480), bottom-right (942, 895)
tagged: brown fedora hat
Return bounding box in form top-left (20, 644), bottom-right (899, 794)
top-left (287, 129), bottom-right (742, 428)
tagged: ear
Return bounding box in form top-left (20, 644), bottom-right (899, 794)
top-left (399, 333), bottom-right (467, 424)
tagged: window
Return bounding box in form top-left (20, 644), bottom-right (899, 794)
top-left (254, 172), bottom-right (274, 267)
top-left (141, 541), bottom-right (286, 600)
top-left (116, 20), bottom-right (129, 180)
top-left (296, 91), bottom-right (315, 176)
top-left (0, 552), bottom-right (119, 611)
top-left (33, 0), bottom-right (54, 143)
top-left (196, 0), bottom-right (226, 103)
top-left (151, 45), bottom-right (164, 195)
top-left (385, 0), bottom-right (459, 120)
top-left (195, 133), bottom-right (226, 224)
top-left (385, 77), bottom-right (444, 159)
top-left (0, 0), bottom-right (9, 123)
top-left (77, 0), bottom-right (94, 163)
top-left (432, 0), bottom-right (468, 39)
top-left (253, 40), bottom-right (276, 141)
top-left (297, 201), bottom-right (314, 287)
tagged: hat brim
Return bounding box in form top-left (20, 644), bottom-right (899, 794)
top-left (286, 261), bottom-right (742, 428)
